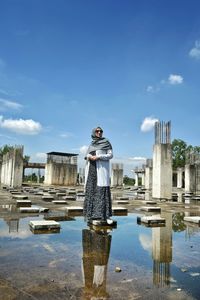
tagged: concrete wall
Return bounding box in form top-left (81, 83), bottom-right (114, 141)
top-left (152, 144), bottom-right (172, 199)
top-left (45, 162), bottom-right (77, 185)
top-left (111, 163), bottom-right (123, 187)
top-left (0, 146), bottom-right (24, 188)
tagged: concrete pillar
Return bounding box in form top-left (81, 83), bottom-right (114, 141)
top-left (177, 168), bottom-right (183, 188)
top-left (185, 164), bottom-right (196, 193)
top-left (141, 172), bottom-right (145, 186)
top-left (44, 152), bottom-right (78, 186)
top-left (111, 163), bottom-right (123, 187)
top-left (145, 167), bottom-right (152, 190)
top-left (1, 146), bottom-right (23, 188)
top-left (152, 144), bottom-right (172, 199)
top-left (135, 173), bottom-right (139, 186)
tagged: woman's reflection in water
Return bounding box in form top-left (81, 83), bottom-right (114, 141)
top-left (82, 228), bottom-right (112, 300)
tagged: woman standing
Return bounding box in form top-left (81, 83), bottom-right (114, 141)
top-left (84, 127), bottom-right (113, 224)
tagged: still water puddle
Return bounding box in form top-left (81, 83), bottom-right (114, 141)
top-left (0, 212), bottom-right (199, 299)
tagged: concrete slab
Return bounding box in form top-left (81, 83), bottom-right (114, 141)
top-left (42, 195), bottom-right (54, 201)
top-left (20, 207), bottom-right (40, 213)
top-left (140, 206), bottom-right (161, 212)
top-left (112, 206), bottom-right (128, 215)
top-left (137, 215), bottom-right (165, 225)
top-left (142, 201), bottom-right (157, 205)
top-left (12, 195), bottom-right (28, 200)
top-left (16, 200), bottom-right (32, 207)
top-left (184, 216), bottom-right (200, 224)
top-left (56, 192), bottom-right (66, 197)
top-left (115, 200), bottom-right (129, 205)
top-left (29, 220), bottom-right (61, 230)
top-left (66, 206), bottom-right (83, 212)
top-left (52, 200), bottom-right (67, 204)
top-left (116, 196), bottom-right (129, 200)
top-left (63, 196), bottom-right (76, 201)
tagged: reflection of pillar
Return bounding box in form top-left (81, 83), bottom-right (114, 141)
top-left (152, 212), bottom-right (172, 287)
top-left (177, 168), bottom-right (183, 188)
top-left (82, 229), bottom-right (111, 300)
top-left (135, 173), bottom-right (139, 186)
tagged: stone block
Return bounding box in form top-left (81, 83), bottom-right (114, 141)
top-left (52, 200), bottom-right (67, 204)
top-left (16, 200), bottom-right (32, 207)
top-left (29, 220), bottom-right (60, 230)
top-left (137, 215), bottom-right (165, 226)
top-left (140, 206), bottom-right (161, 212)
top-left (12, 195), bottom-right (28, 200)
top-left (112, 206), bottom-right (128, 215)
top-left (184, 216), bottom-right (200, 224)
top-left (20, 207), bottom-right (40, 213)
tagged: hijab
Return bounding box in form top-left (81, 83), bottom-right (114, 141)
top-left (86, 127), bottom-right (112, 155)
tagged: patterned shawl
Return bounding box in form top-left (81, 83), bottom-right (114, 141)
top-left (86, 127), bottom-right (112, 155)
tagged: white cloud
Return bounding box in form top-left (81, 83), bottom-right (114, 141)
top-left (146, 85), bottom-right (160, 93)
top-left (0, 116), bottom-right (42, 135)
top-left (189, 40), bottom-right (200, 59)
top-left (168, 74), bottom-right (183, 85)
top-left (35, 152), bottom-right (47, 159)
top-left (128, 156), bottom-right (146, 161)
top-left (141, 116), bottom-right (158, 132)
top-left (59, 132), bottom-right (73, 138)
top-left (79, 145), bottom-right (88, 155)
top-left (0, 98), bottom-right (23, 111)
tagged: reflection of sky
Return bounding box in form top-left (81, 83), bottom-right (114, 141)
top-left (0, 213), bottom-right (200, 299)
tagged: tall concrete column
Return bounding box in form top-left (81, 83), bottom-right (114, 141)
top-left (152, 121), bottom-right (172, 200)
top-left (177, 168), bottom-right (183, 188)
top-left (1, 146), bottom-right (23, 188)
top-left (141, 172), bottom-right (145, 186)
top-left (135, 173), bottom-right (139, 186)
top-left (145, 167), bottom-right (152, 190)
top-left (111, 163), bottom-right (123, 187)
top-left (185, 164), bottom-right (196, 193)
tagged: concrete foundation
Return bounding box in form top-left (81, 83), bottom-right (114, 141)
top-left (111, 163), bottom-right (123, 187)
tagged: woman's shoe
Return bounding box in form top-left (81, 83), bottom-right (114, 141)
top-left (107, 219), bottom-right (113, 225)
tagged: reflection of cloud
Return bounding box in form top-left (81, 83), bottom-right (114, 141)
top-left (141, 116), bottom-right (158, 132)
top-left (0, 227), bottom-right (32, 239)
top-left (139, 234), bottom-right (152, 253)
top-left (0, 115), bottom-right (42, 135)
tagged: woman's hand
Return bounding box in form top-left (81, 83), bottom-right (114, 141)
top-left (89, 155), bottom-right (99, 161)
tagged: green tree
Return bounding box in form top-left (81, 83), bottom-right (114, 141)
top-left (0, 145), bottom-right (14, 157)
top-left (23, 155), bottom-right (30, 164)
top-left (123, 175), bottom-right (135, 186)
top-left (172, 139), bottom-right (187, 169)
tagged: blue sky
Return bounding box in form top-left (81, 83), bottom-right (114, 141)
top-left (0, 0), bottom-right (200, 176)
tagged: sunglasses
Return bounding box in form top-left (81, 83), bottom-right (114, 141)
top-left (95, 129), bottom-right (103, 133)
